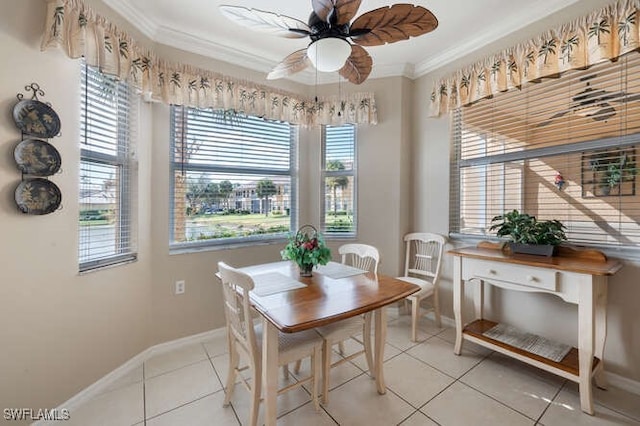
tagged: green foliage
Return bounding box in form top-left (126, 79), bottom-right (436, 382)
top-left (489, 210), bottom-right (567, 246)
top-left (326, 217), bottom-right (353, 232)
top-left (281, 228), bottom-right (331, 267)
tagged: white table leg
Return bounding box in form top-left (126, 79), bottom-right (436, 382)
top-left (453, 256), bottom-right (464, 355)
top-left (593, 276), bottom-right (609, 389)
top-left (262, 318), bottom-right (279, 426)
top-left (578, 280), bottom-right (595, 415)
top-left (374, 307), bottom-right (387, 394)
top-left (474, 279), bottom-right (484, 320)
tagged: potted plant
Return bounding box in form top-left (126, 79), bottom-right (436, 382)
top-left (489, 210), bottom-right (567, 256)
top-left (281, 225), bottom-right (332, 276)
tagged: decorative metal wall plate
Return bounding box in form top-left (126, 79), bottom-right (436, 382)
top-left (13, 99), bottom-right (61, 138)
top-left (15, 178), bottom-right (62, 215)
top-left (14, 139), bottom-right (61, 176)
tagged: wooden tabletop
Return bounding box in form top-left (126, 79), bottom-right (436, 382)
top-left (448, 246), bottom-right (623, 276)
top-left (239, 261), bottom-right (420, 333)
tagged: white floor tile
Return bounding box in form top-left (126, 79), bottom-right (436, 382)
top-left (145, 359), bottom-right (222, 419)
top-left (323, 374), bottom-right (414, 426)
top-left (65, 381), bottom-right (143, 426)
top-left (277, 402), bottom-right (337, 426)
top-left (422, 381), bottom-right (534, 426)
top-left (540, 384), bottom-right (640, 425)
top-left (384, 353), bottom-right (455, 408)
top-left (146, 391), bottom-right (239, 426)
top-left (461, 352), bottom-right (565, 419)
top-left (436, 326), bottom-right (494, 356)
top-left (144, 343), bottom-right (209, 378)
top-left (407, 335), bottom-right (485, 378)
top-left (228, 375), bottom-right (317, 425)
top-left (203, 332), bottom-right (229, 358)
top-left (62, 327), bottom-right (640, 426)
top-left (399, 410), bottom-right (439, 425)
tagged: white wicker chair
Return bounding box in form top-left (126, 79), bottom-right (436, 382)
top-left (217, 262), bottom-right (323, 426)
top-left (397, 233), bottom-right (446, 342)
top-left (315, 243), bottom-right (379, 405)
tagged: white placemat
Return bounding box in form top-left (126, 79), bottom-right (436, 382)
top-left (315, 262), bottom-right (367, 279)
top-left (250, 272), bottom-right (307, 297)
top-left (482, 323), bottom-right (572, 363)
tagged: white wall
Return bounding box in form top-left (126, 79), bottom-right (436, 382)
top-left (412, 0), bottom-right (640, 382)
top-left (0, 0), bottom-right (153, 411)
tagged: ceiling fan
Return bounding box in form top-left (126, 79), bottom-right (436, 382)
top-left (537, 76), bottom-right (640, 127)
top-left (219, 1), bottom-right (438, 84)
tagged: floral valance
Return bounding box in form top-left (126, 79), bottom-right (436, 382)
top-left (429, 0), bottom-right (640, 117)
top-left (40, 0), bottom-right (377, 126)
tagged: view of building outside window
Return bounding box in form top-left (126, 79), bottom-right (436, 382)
top-left (322, 124), bottom-right (356, 235)
top-left (170, 107), bottom-right (296, 247)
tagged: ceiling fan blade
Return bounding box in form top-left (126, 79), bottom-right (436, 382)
top-left (219, 5), bottom-right (310, 38)
top-left (312, 0), bottom-right (335, 22)
top-left (267, 49), bottom-right (311, 80)
top-left (536, 110), bottom-right (571, 127)
top-left (604, 91), bottom-right (640, 103)
top-left (334, 0), bottom-right (363, 25)
top-left (339, 44), bottom-right (372, 84)
top-left (591, 105), bottom-right (616, 121)
top-left (350, 4), bottom-right (438, 47)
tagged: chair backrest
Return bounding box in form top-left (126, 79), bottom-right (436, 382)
top-left (339, 243), bottom-right (380, 274)
top-left (402, 233), bottom-right (446, 284)
top-left (217, 262), bottom-right (260, 368)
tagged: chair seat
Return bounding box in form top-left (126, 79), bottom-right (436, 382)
top-left (315, 316), bottom-right (365, 341)
top-left (254, 324), bottom-right (323, 364)
top-left (396, 276), bottom-right (435, 299)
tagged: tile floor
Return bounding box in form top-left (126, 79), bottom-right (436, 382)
top-left (63, 310), bottom-right (640, 425)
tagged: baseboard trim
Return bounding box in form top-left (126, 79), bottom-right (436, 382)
top-left (33, 327), bottom-right (227, 425)
top-left (606, 371), bottom-right (640, 396)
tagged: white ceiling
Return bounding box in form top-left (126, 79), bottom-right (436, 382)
top-left (103, 0), bottom-right (580, 85)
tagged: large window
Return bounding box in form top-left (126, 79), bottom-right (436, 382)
top-left (170, 107), bottom-right (297, 248)
top-left (451, 55), bottom-right (640, 250)
top-left (79, 64), bottom-right (136, 271)
top-left (322, 125), bottom-right (356, 236)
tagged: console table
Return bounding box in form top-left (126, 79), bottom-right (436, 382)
top-left (449, 244), bottom-right (622, 415)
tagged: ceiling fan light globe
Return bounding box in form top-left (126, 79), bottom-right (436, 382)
top-left (307, 38), bottom-right (351, 72)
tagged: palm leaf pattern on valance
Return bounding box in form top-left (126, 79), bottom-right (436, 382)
top-left (430, 0), bottom-right (640, 117)
top-left (40, 0), bottom-right (377, 126)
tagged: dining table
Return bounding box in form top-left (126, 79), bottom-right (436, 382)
top-left (238, 260), bottom-right (420, 426)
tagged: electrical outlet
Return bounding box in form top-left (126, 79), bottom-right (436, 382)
top-left (175, 280), bottom-right (185, 295)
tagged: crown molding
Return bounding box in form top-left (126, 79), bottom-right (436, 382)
top-left (103, 0), bottom-right (582, 84)
top-left (414, 0), bottom-right (581, 78)
top-left (102, 0), bottom-right (158, 39)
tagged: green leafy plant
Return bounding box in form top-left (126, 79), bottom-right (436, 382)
top-left (489, 210), bottom-right (567, 246)
top-left (281, 227), bottom-right (331, 268)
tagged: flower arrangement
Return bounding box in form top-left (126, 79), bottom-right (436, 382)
top-left (281, 225), bottom-right (331, 276)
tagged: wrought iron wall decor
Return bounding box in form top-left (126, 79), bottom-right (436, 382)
top-left (12, 83), bottom-right (62, 214)
top-left (581, 147), bottom-right (636, 198)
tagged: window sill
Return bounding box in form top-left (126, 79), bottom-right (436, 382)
top-left (169, 237), bottom-right (288, 255)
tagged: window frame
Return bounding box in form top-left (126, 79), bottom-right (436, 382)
top-left (449, 57), bottom-right (640, 256)
top-left (321, 124), bottom-right (357, 238)
top-left (169, 106), bottom-right (298, 251)
top-left (79, 63), bottom-right (137, 272)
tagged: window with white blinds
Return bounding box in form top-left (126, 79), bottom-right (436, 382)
top-left (170, 106), bottom-right (297, 248)
top-left (451, 54), bottom-right (640, 250)
top-left (322, 125), bottom-right (356, 236)
top-left (79, 64), bottom-right (137, 271)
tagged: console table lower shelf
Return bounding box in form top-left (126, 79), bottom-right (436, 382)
top-left (464, 319), bottom-right (601, 381)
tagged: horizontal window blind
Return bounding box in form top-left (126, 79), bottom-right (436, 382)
top-left (322, 125), bottom-right (356, 235)
top-left (170, 106), bottom-right (296, 247)
top-left (451, 54), bottom-right (640, 249)
top-left (79, 64), bottom-right (137, 271)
